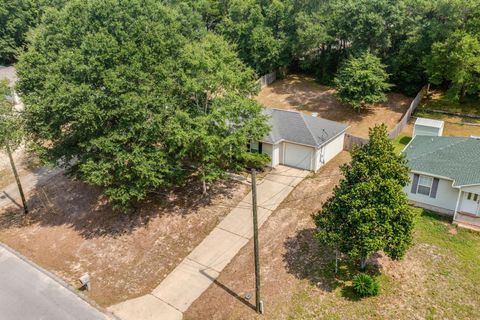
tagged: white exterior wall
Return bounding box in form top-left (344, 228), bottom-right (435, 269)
top-left (323, 133), bottom-right (345, 164)
top-left (261, 143), bottom-right (273, 167)
top-left (313, 148), bottom-right (322, 172)
top-left (404, 173), bottom-right (459, 215)
top-left (271, 143), bottom-right (280, 167)
top-left (413, 125), bottom-right (442, 137)
top-left (279, 142), bottom-right (285, 164)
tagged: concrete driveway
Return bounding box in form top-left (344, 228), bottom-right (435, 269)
top-left (0, 245), bottom-right (110, 320)
top-left (109, 166), bottom-right (309, 320)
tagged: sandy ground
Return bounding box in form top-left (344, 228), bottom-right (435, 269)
top-left (184, 152), bottom-right (351, 320)
top-left (0, 174), bottom-right (249, 307)
top-left (256, 74), bottom-right (412, 138)
top-left (0, 146), bottom-right (39, 189)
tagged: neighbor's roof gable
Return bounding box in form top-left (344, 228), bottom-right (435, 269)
top-left (403, 136), bottom-right (480, 186)
top-left (262, 108), bottom-right (348, 148)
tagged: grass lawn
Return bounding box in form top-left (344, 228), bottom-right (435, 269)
top-left (420, 90), bottom-right (480, 116)
top-left (283, 208), bottom-right (480, 320)
top-left (392, 134), bottom-right (412, 153)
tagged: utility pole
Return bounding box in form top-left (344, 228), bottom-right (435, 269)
top-left (251, 169), bottom-right (263, 314)
top-left (6, 143), bottom-right (28, 214)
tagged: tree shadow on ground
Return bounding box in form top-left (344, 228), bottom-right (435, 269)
top-left (283, 227), bottom-right (382, 300)
top-left (0, 173), bottom-right (241, 240)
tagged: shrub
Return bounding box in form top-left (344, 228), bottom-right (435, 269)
top-left (352, 274), bottom-right (379, 297)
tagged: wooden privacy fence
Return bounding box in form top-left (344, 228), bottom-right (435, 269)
top-left (343, 86), bottom-right (426, 151)
top-left (388, 87), bottom-right (426, 139)
top-left (343, 133), bottom-right (369, 151)
top-left (258, 71), bottom-right (277, 88)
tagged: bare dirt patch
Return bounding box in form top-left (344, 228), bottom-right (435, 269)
top-left (0, 174), bottom-right (248, 307)
top-left (184, 151), bottom-right (351, 320)
top-left (256, 74), bottom-right (412, 138)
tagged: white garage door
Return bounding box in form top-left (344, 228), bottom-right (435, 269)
top-left (283, 143), bottom-right (313, 170)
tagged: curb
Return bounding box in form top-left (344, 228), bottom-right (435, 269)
top-left (0, 242), bottom-right (120, 320)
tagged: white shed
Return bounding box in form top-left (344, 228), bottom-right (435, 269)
top-left (413, 117), bottom-right (444, 137)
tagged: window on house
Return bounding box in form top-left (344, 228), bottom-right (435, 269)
top-left (250, 141), bottom-right (260, 153)
top-left (467, 192), bottom-right (479, 201)
top-left (417, 175), bottom-right (433, 196)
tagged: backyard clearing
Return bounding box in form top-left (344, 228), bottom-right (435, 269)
top-left (0, 174), bottom-right (248, 307)
top-left (185, 152), bottom-right (480, 320)
top-left (411, 91), bottom-right (480, 137)
top-left (256, 74), bottom-right (412, 138)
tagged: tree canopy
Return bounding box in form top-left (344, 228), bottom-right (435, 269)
top-left (0, 0), bottom-right (66, 64)
top-left (426, 31), bottom-right (480, 101)
top-left (4, 0), bottom-right (480, 97)
top-left (334, 52), bottom-right (391, 110)
top-left (17, 0), bottom-right (270, 208)
top-left (314, 125), bottom-right (415, 269)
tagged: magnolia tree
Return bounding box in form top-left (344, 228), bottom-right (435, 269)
top-left (17, 0), bottom-right (270, 209)
top-left (0, 80), bottom-right (28, 213)
top-left (314, 125), bottom-right (415, 269)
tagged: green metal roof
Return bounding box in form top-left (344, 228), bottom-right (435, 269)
top-left (402, 136), bottom-right (480, 187)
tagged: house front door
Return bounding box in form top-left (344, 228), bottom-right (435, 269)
top-left (461, 192), bottom-right (480, 216)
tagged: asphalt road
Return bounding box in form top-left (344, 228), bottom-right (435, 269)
top-left (0, 245), bottom-right (108, 320)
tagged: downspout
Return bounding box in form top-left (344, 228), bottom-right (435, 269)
top-left (453, 188), bottom-right (462, 223)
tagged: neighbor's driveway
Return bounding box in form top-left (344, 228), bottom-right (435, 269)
top-left (109, 166), bottom-right (309, 320)
top-left (0, 245), bottom-right (109, 320)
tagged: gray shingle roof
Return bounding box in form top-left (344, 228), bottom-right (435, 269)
top-left (262, 108), bottom-right (348, 148)
top-left (403, 136), bottom-right (480, 186)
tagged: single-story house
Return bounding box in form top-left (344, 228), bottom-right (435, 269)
top-left (402, 135), bottom-right (480, 229)
top-left (413, 117), bottom-right (444, 137)
top-left (249, 108), bottom-right (348, 171)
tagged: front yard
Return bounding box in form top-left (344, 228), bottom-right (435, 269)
top-left (0, 174), bottom-right (248, 307)
top-left (256, 74), bottom-right (412, 138)
top-left (185, 153), bottom-right (480, 320)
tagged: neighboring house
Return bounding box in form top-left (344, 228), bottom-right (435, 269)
top-left (250, 108), bottom-right (348, 171)
top-left (413, 117), bottom-right (444, 137)
top-left (402, 135), bottom-right (480, 229)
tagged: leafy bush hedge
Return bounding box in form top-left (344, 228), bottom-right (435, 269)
top-left (352, 274), bottom-right (379, 297)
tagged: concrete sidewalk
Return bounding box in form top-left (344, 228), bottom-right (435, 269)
top-left (109, 166), bottom-right (308, 320)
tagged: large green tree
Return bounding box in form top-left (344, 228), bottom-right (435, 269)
top-left (334, 52), bottom-right (392, 110)
top-left (17, 0), bottom-right (270, 208)
top-left (426, 31), bottom-right (480, 101)
top-left (314, 125), bottom-right (415, 269)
